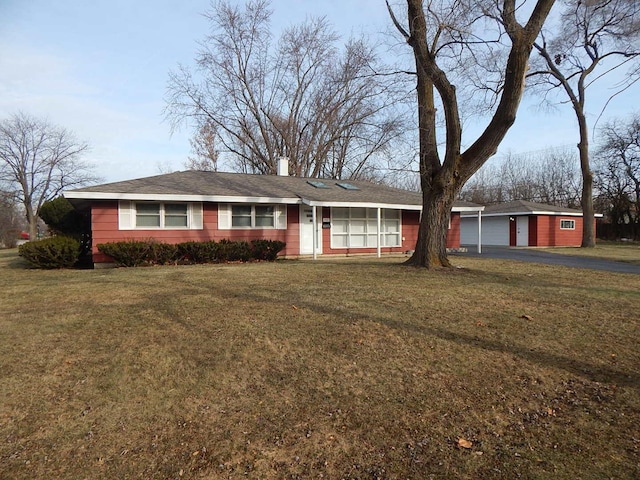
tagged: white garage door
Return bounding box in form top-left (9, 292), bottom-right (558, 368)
top-left (461, 216), bottom-right (510, 246)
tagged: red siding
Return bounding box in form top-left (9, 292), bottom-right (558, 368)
top-left (319, 211), bottom-right (460, 255)
top-left (501, 215), bottom-right (590, 247)
top-left (91, 202), bottom-right (299, 263)
top-left (402, 211), bottom-right (420, 251)
top-left (213, 204), bottom-right (299, 255)
top-left (533, 215), bottom-right (584, 247)
top-left (90, 202), bottom-right (464, 263)
top-left (447, 213), bottom-right (461, 248)
top-left (321, 209), bottom-right (419, 255)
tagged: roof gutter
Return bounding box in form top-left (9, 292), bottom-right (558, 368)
top-left (301, 198), bottom-right (483, 212)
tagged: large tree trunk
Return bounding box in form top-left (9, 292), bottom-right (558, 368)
top-left (577, 111), bottom-right (596, 247)
top-left (405, 187), bottom-right (455, 268)
top-left (388, 0), bottom-right (555, 268)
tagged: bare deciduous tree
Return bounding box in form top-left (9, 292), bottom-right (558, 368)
top-left (0, 190), bottom-right (22, 248)
top-left (166, 0), bottom-right (406, 179)
top-left (594, 113), bottom-right (640, 238)
top-left (459, 147), bottom-right (581, 207)
top-left (0, 112), bottom-right (97, 239)
top-left (387, 0), bottom-right (555, 268)
top-left (528, 0), bottom-right (640, 247)
top-left (185, 120), bottom-right (219, 171)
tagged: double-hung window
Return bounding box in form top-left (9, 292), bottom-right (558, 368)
top-left (254, 205), bottom-right (275, 227)
top-left (118, 201), bottom-right (202, 230)
top-left (164, 203), bottom-right (188, 227)
top-left (134, 202), bottom-right (189, 228)
top-left (222, 204), bottom-right (284, 229)
top-left (135, 203), bottom-right (161, 227)
top-left (231, 205), bottom-right (275, 228)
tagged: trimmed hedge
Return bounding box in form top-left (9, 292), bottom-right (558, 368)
top-left (217, 239), bottom-right (251, 262)
top-left (96, 240), bottom-right (153, 267)
top-left (176, 241), bottom-right (218, 263)
top-left (97, 239), bottom-right (286, 267)
top-left (18, 236), bottom-right (81, 269)
top-left (251, 239), bottom-right (287, 261)
top-left (148, 242), bottom-right (179, 265)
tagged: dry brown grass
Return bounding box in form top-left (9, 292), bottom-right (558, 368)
top-left (545, 241), bottom-right (640, 265)
top-left (1, 248), bottom-right (639, 479)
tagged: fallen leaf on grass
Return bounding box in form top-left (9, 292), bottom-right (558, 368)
top-left (457, 438), bottom-right (473, 449)
top-left (521, 314), bottom-right (533, 321)
top-left (291, 305), bottom-right (298, 310)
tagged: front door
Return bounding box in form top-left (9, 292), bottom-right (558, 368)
top-left (516, 216), bottom-right (529, 246)
top-left (299, 206), bottom-right (322, 254)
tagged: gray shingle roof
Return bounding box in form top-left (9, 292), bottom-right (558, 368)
top-left (482, 200), bottom-right (584, 215)
top-left (66, 170), bottom-right (481, 211)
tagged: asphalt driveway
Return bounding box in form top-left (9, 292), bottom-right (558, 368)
top-left (452, 246), bottom-right (640, 274)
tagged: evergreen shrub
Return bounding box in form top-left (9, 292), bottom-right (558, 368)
top-left (96, 238), bottom-right (286, 267)
top-left (217, 239), bottom-right (251, 262)
top-left (177, 240), bottom-right (218, 263)
top-left (97, 240), bottom-right (153, 267)
top-left (251, 239), bottom-right (287, 261)
top-left (18, 236), bottom-right (81, 269)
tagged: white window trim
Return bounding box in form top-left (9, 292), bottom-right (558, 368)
top-left (232, 205), bottom-right (275, 229)
top-left (118, 201), bottom-right (203, 230)
top-left (218, 204), bottom-right (287, 230)
top-left (560, 218), bottom-right (576, 230)
top-left (330, 207), bottom-right (402, 249)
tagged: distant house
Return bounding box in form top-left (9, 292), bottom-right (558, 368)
top-left (64, 162), bottom-right (483, 265)
top-left (460, 200), bottom-right (601, 247)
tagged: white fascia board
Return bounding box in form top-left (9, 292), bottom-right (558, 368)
top-left (300, 199), bottom-right (483, 212)
top-left (64, 191), bottom-right (301, 204)
top-left (301, 198), bottom-right (422, 210)
top-left (460, 210), bottom-right (603, 218)
top-left (453, 206), bottom-right (485, 213)
top-left (529, 210), bottom-right (583, 217)
top-left (461, 211), bottom-right (534, 218)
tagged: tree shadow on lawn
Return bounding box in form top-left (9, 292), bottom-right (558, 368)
top-left (0, 249), bottom-right (31, 269)
top-left (210, 285), bottom-right (640, 391)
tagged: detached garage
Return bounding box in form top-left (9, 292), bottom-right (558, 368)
top-left (461, 200), bottom-right (601, 247)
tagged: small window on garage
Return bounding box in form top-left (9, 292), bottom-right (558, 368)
top-left (560, 219), bottom-right (575, 230)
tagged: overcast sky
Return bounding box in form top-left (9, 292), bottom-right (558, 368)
top-left (1, 0), bottom-right (637, 184)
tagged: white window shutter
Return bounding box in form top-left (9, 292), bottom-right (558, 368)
top-left (118, 201), bottom-right (133, 230)
top-left (276, 205), bottom-right (287, 229)
top-left (190, 202), bottom-right (203, 229)
top-left (218, 204), bottom-right (231, 229)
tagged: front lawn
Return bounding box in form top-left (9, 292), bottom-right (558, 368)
top-left (545, 240), bottom-right (640, 265)
top-left (1, 249), bottom-right (639, 479)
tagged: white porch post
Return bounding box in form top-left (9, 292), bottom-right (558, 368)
top-left (312, 205), bottom-right (317, 260)
top-left (376, 208), bottom-right (382, 258)
top-left (477, 210), bottom-right (482, 254)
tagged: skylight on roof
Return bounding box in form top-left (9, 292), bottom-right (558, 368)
top-left (307, 180), bottom-right (330, 189)
top-left (336, 182), bottom-right (360, 190)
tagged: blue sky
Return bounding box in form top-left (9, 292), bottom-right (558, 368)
top-left (1, 0), bottom-right (637, 184)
